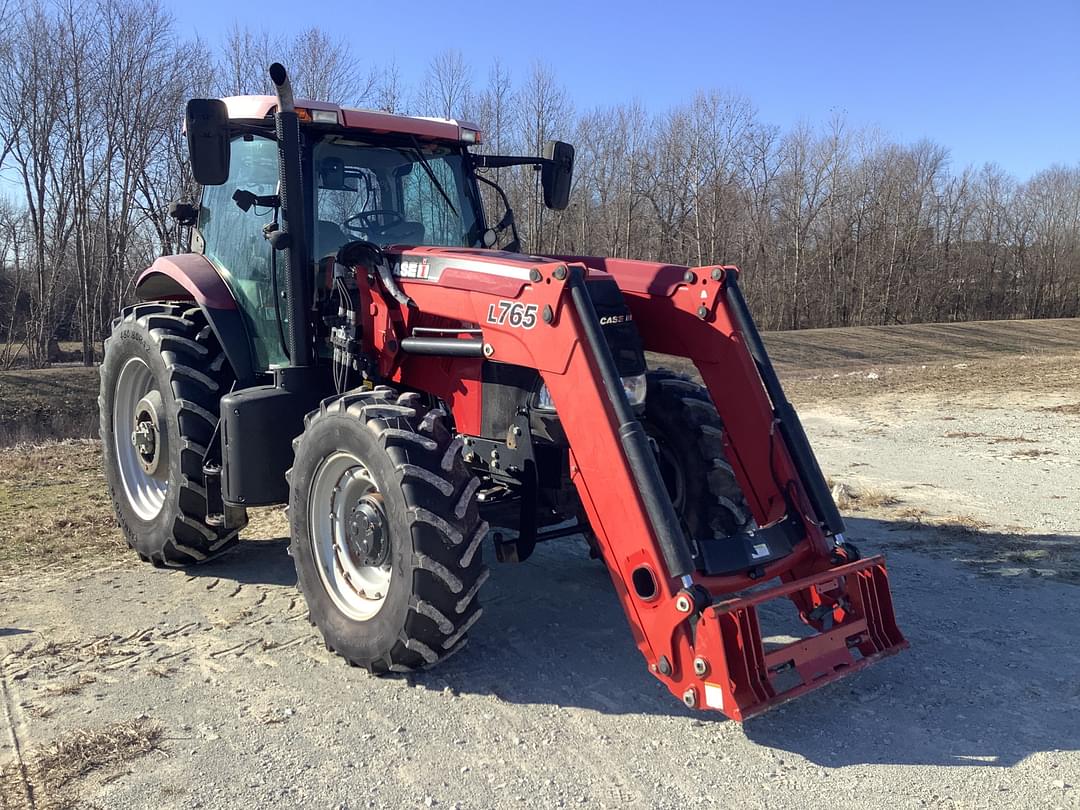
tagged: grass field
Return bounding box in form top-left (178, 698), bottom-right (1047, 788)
top-left (2, 318), bottom-right (1077, 446)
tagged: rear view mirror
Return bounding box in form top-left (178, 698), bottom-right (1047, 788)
top-left (541, 140), bottom-right (574, 210)
top-left (185, 99), bottom-right (231, 186)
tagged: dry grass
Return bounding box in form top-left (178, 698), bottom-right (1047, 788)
top-left (0, 717), bottom-right (163, 810)
top-left (944, 431), bottom-right (1039, 444)
top-left (0, 440), bottom-right (124, 572)
top-left (1011, 448), bottom-right (1056, 458)
top-left (828, 480), bottom-right (901, 512)
top-left (939, 514), bottom-right (992, 535)
top-left (1039, 402), bottom-right (1080, 415)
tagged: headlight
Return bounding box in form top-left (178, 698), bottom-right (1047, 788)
top-left (536, 373), bottom-right (647, 412)
top-left (536, 384), bottom-right (556, 411)
top-left (621, 373), bottom-right (647, 407)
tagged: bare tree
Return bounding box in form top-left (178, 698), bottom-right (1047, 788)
top-left (285, 27), bottom-right (375, 104)
top-left (373, 57), bottom-right (407, 114)
top-left (419, 50), bottom-right (473, 120)
top-left (2, 23), bottom-right (1079, 369)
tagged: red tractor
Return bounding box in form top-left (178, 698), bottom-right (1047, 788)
top-left (100, 63), bottom-right (906, 721)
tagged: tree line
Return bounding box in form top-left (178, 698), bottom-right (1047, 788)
top-left (1, 0), bottom-right (1077, 368)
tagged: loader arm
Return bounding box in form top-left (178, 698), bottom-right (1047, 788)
top-left (352, 249), bottom-right (907, 721)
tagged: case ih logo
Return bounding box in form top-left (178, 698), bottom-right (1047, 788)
top-left (396, 257), bottom-right (430, 279)
top-left (599, 314), bottom-right (631, 325)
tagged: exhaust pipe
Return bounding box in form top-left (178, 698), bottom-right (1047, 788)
top-left (268, 62), bottom-right (311, 366)
top-left (269, 62), bottom-right (295, 113)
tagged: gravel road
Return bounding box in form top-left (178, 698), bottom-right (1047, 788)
top-left (1, 343), bottom-right (1078, 809)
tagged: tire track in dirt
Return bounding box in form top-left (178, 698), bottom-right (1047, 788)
top-left (0, 664), bottom-right (36, 809)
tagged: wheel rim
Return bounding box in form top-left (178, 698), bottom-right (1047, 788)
top-left (308, 451), bottom-right (393, 621)
top-left (113, 357), bottom-right (168, 521)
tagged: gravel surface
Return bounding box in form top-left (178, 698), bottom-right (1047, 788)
top-left (1, 332), bottom-right (1078, 809)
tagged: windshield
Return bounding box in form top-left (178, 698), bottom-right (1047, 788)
top-left (312, 138), bottom-right (483, 257)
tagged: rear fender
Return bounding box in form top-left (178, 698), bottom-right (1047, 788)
top-left (134, 254), bottom-right (257, 385)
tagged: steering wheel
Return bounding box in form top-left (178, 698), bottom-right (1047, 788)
top-left (344, 209), bottom-right (406, 240)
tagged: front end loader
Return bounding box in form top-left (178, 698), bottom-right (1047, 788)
top-left (99, 63), bottom-right (906, 721)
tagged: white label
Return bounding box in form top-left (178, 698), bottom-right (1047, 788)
top-left (704, 683), bottom-right (725, 710)
top-left (750, 542), bottom-right (770, 560)
top-left (485, 300), bottom-right (538, 329)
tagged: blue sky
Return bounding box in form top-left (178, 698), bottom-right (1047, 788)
top-left (168, 0), bottom-right (1080, 180)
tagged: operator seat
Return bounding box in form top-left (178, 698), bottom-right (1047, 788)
top-left (315, 219), bottom-right (350, 260)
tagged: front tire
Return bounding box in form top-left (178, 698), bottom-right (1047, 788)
top-left (99, 302), bottom-right (244, 566)
top-left (288, 388), bottom-right (488, 673)
top-left (641, 369), bottom-right (753, 556)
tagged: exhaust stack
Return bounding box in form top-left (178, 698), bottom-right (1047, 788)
top-left (268, 62), bottom-right (311, 366)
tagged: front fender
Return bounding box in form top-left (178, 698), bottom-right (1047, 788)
top-left (135, 255), bottom-right (256, 385)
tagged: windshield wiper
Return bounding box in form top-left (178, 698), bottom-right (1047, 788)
top-left (399, 137), bottom-right (458, 216)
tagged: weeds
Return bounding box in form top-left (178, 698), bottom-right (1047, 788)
top-left (829, 480), bottom-right (901, 511)
top-left (0, 717), bottom-right (163, 810)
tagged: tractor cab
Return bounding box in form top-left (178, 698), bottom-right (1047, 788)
top-left (184, 93), bottom-right (572, 371)
top-left (192, 98), bottom-right (485, 370)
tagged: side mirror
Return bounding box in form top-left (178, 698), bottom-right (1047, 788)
top-left (185, 99), bottom-right (231, 186)
top-left (167, 200), bottom-right (198, 227)
top-left (541, 140), bottom-right (574, 210)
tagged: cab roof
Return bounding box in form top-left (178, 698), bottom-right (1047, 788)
top-left (221, 96), bottom-right (482, 145)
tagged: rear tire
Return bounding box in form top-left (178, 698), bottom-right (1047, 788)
top-left (99, 302), bottom-right (244, 566)
top-left (641, 369), bottom-right (752, 556)
top-left (288, 387), bottom-right (488, 672)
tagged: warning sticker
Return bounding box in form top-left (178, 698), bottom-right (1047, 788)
top-left (750, 542), bottom-right (771, 560)
top-left (703, 682), bottom-right (725, 710)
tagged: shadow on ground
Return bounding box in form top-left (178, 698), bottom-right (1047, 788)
top-left (181, 516), bottom-right (1080, 769)
top-left (186, 538), bottom-right (298, 587)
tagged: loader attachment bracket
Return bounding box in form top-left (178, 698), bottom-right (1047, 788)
top-left (692, 555), bottom-right (908, 721)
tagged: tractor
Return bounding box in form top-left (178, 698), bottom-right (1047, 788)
top-left (99, 63), bottom-right (906, 721)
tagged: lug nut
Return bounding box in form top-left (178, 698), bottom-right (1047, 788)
top-left (693, 657), bottom-right (709, 676)
top-left (682, 687), bottom-right (697, 708)
top-left (675, 594), bottom-right (692, 613)
top-left (482, 343), bottom-right (494, 357)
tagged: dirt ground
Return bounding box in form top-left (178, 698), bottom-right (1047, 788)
top-left (1, 320), bottom-right (1078, 809)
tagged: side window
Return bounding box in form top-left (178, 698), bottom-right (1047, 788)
top-left (315, 167), bottom-right (381, 258)
top-left (400, 157), bottom-right (470, 246)
top-left (197, 136), bottom-right (284, 370)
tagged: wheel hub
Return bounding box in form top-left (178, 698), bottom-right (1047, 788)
top-left (309, 452), bottom-right (393, 621)
top-left (131, 390), bottom-right (167, 478)
top-left (346, 495), bottom-right (388, 567)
